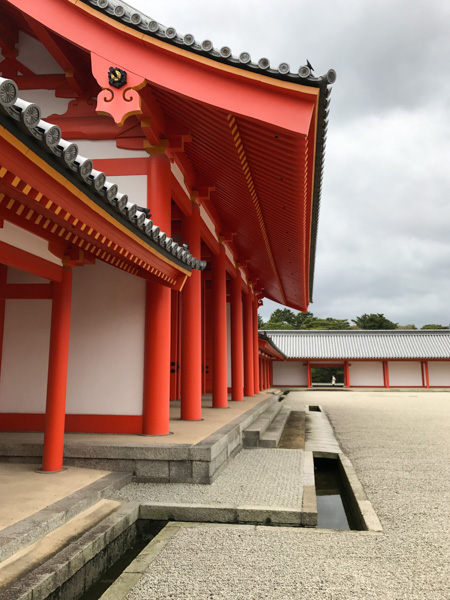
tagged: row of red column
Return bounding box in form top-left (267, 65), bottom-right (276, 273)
top-left (41, 153), bottom-right (261, 470)
top-left (259, 356), bottom-right (273, 391)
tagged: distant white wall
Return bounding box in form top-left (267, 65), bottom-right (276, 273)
top-left (428, 361), bottom-right (450, 386)
top-left (349, 361), bottom-right (384, 386)
top-left (388, 361), bottom-right (422, 387)
top-left (66, 261), bottom-right (146, 415)
top-left (273, 361), bottom-right (307, 386)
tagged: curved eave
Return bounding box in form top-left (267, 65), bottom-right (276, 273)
top-left (5, 0), bottom-right (334, 306)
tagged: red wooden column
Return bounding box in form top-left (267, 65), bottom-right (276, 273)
top-left (230, 273), bottom-right (244, 401)
top-left (383, 360), bottom-right (390, 389)
top-left (243, 290), bottom-right (254, 396)
top-left (307, 361), bottom-right (312, 388)
top-left (344, 361), bottom-right (350, 388)
top-left (42, 267), bottom-right (72, 472)
top-left (212, 244), bottom-right (228, 408)
top-left (424, 361), bottom-right (430, 388)
top-left (143, 154), bottom-right (172, 435)
top-left (180, 204), bottom-right (202, 420)
top-left (252, 297), bottom-right (260, 394)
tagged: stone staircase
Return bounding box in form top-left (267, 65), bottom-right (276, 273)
top-left (243, 399), bottom-right (291, 448)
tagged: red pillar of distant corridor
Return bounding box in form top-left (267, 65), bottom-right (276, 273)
top-left (42, 267), bottom-right (72, 472)
top-left (143, 154), bottom-right (172, 435)
top-left (180, 204), bottom-right (202, 420)
top-left (212, 244), bottom-right (228, 408)
top-left (307, 361), bottom-right (312, 388)
top-left (230, 273), bottom-right (244, 401)
top-left (384, 360), bottom-right (390, 389)
top-left (344, 361), bottom-right (350, 388)
top-left (424, 360), bottom-right (430, 388)
top-left (252, 297), bottom-right (260, 394)
top-left (243, 289), bottom-right (254, 396)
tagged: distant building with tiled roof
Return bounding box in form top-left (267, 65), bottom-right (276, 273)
top-left (262, 330), bottom-right (450, 388)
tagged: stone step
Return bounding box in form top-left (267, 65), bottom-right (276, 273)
top-left (259, 406), bottom-right (292, 448)
top-left (242, 401), bottom-right (283, 447)
top-left (0, 471), bottom-right (131, 565)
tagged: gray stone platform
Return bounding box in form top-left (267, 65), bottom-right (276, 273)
top-left (0, 393), bottom-right (280, 485)
top-left (111, 449), bottom-right (313, 527)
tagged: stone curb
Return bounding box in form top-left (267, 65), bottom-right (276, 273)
top-left (0, 502), bottom-right (140, 600)
top-left (98, 522), bottom-right (192, 600)
top-left (0, 471), bottom-right (131, 564)
top-left (138, 503), bottom-right (303, 526)
top-left (338, 454), bottom-right (383, 533)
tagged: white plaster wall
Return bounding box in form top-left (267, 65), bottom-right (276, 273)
top-left (273, 361), bottom-right (307, 386)
top-left (17, 31), bottom-right (64, 75)
top-left (388, 361), bottom-right (422, 387)
top-left (16, 90), bottom-right (71, 119)
top-left (348, 361), bottom-right (384, 386)
top-left (7, 267), bottom-right (49, 285)
top-left (102, 175), bottom-right (147, 210)
top-left (428, 361), bottom-right (450, 386)
top-left (66, 261), bottom-right (146, 415)
top-left (0, 298), bottom-right (51, 413)
top-left (73, 140), bottom-right (146, 160)
top-left (0, 222), bottom-right (62, 267)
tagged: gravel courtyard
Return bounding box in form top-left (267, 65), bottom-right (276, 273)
top-left (125, 390), bottom-right (449, 600)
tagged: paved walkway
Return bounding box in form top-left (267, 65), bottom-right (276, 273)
top-left (112, 448), bottom-right (304, 507)
top-left (121, 390), bottom-right (450, 600)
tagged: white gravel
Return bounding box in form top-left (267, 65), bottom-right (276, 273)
top-left (124, 391), bottom-right (450, 599)
top-left (112, 448), bottom-right (304, 507)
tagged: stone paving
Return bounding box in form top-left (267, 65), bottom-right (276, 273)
top-left (112, 448), bottom-right (304, 508)
top-left (121, 391), bottom-right (450, 600)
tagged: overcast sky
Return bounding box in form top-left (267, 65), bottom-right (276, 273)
top-left (132, 0), bottom-right (450, 327)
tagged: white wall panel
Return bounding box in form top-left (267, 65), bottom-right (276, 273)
top-left (0, 222), bottom-right (62, 266)
top-left (66, 261), bottom-right (146, 415)
top-left (388, 361), bottom-right (422, 387)
top-left (349, 361), bottom-right (384, 386)
top-left (0, 299), bottom-right (51, 413)
top-left (428, 361), bottom-right (450, 386)
top-left (273, 361), bottom-right (307, 386)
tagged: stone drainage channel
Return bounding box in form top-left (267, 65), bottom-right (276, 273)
top-left (0, 401), bottom-right (382, 600)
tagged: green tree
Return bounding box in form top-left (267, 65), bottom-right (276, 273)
top-left (260, 320), bottom-right (294, 330)
top-left (302, 316), bottom-right (350, 330)
top-left (257, 314), bottom-right (265, 328)
top-left (269, 308), bottom-right (313, 329)
top-left (421, 324), bottom-right (448, 329)
top-left (352, 313), bottom-right (398, 330)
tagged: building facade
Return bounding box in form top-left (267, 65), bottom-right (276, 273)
top-left (0, 0), bottom-right (334, 470)
top-left (264, 330), bottom-right (450, 388)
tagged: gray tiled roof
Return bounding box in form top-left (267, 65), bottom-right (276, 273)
top-left (262, 330), bottom-right (450, 360)
top-left (0, 77), bottom-right (206, 272)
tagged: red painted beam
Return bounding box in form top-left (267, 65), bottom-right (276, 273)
top-left (0, 242), bottom-right (62, 282)
top-left (6, 0), bottom-right (316, 135)
top-left (0, 283), bottom-right (53, 299)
